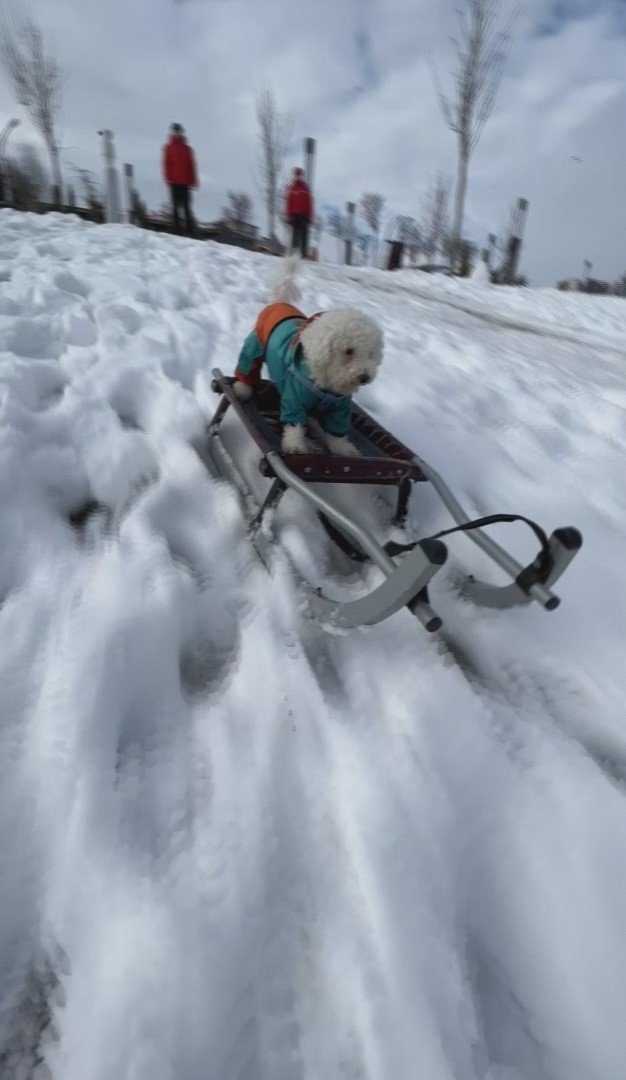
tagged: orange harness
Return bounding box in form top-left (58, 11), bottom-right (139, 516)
top-left (255, 303), bottom-right (305, 348)
top-left (235, 304), bottom-right (327, 389)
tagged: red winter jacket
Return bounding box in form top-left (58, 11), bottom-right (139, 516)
top-left (286, 178), bottom-right (313, 222)
top-left (162, 135), bottom-right (198, 188)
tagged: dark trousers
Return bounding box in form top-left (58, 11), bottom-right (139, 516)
top-left (170, 184), bottom-right (194, 233)
top-left (291, 215), bottom-right (309, 259)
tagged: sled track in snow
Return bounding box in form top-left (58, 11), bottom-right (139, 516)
top-left (325, 267), bottom-right (626, 361)
top-left (438, 631), bottom-right (626, 789)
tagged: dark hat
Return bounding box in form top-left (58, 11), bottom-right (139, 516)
top-left (171, 122), bottom-right (184, 134)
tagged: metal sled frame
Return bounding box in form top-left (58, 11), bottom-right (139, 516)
top-left (205, 370), bottom-right (582, 633)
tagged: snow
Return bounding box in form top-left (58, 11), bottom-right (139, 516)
top-left (1, 208), bottom-right (625, 1080)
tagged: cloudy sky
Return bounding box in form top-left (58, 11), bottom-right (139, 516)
top-left (1, 0), bottom-right (624, 285)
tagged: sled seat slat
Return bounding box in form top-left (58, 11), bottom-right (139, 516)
top-left (216, 376), bottom-right (426, 486)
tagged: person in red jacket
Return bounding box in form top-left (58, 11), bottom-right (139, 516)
top-left (285, 167), bottom-right (313, 258)
top-left (162, 123), bottom-right (198, 234)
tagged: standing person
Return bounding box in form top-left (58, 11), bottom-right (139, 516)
top-left (285, 167), bottom-right (313, 259)
top-left (162, 123), bottom-right (198, 234)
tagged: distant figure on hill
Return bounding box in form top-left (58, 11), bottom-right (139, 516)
top-left (162, 123), bottom-right (198, 234)
top-left (285, 167), bottom-right (313, 259)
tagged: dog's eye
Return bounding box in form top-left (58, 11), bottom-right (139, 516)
top-left (345, 348), bottom-right (354, 357)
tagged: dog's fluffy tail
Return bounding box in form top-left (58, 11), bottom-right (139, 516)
top-left (270, 252), bottom-right (301, 305)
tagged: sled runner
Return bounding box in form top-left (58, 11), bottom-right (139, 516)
top-left (205, 369), bottom-right (582, 634)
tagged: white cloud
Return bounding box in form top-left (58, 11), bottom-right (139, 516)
top-left (547, 80), bottom-right (623, 135)
top-left (0, 0), bottom-right (624, 285)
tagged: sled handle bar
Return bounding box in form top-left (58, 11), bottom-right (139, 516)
top-left (265, 452), bottom-right (444, 632)
top-left (411, 454), bottom-right (562, 610)
top-left (267, 452), bottom-right (397, 576)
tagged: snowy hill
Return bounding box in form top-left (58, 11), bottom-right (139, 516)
top-left (1, 209), bottom-right (625, 1080)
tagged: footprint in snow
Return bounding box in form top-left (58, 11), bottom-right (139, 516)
top-left (63, 309), bottom-right (98, 348)
top-left (150, 284), bottom-right (194, 312)
top-left (36, 242), bottom-right (73, 261)
top-left (30, 380), bottom-right (67, 412)
top-left (160, 354), bottom-right (196, 392)
top-left (108, 384), bottom-right (145, 433)
top-left (67, 498), bottom-right (110, 538)
top-left (54, 270), bottom-right (91, 298)
top-left (97, 303), bottom-right (143, 337)
top-left (7, 318), bottom-right (62, 361)
top-left (114, 411), bottom-right (143, 432)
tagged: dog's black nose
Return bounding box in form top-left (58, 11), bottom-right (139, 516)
top-left (359, 373), bottom-right (370, 385)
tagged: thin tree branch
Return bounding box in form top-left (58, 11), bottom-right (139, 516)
top-left (428, 0), bottom-right (518, 270)
top-left (0, 0), bottom-right (67, 200)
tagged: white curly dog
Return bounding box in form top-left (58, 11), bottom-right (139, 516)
top-left (233, 255), bottom-right (383, 455)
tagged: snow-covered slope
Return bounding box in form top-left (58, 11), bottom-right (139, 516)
top-left (0, 210), bottom-right (624, 1080)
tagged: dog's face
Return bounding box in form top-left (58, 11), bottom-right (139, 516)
top-left (299, 309), bottom-right (383, 396)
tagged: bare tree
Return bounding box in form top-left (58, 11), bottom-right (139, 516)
top-left (360, 192), bottom-right (385, 265)
top-left (421, 172), bottom-right (450, 261)
top-left (313, 213), bottom-right (323, 251)
top-left (488, 200), bottom-right (516, 264)
top-left (360, 192), bottom-right (385, 235)
top-left (255, 83), bottom-right (291, 242)
top-left (5, 139), bottom-right (47, 206)
top-left (442, 232), bottom-right (478, 276)
top-left (429, 0), bottom-right (517, 271)
top-left (356, 231), bottom-right (370, 265)
top-left (224, 190), bottom-right (254, 225)
top-left (12, 140), bottom-right (47, 191)
top-left (486, 196), bottom-right (528, 283)
top-left (394, 215), bottom-right (421, 263)
top-left (405, 224), bottom-right (422, 264)
top-left (326, 208), bottom-right (346, 261)
top-left (326, 208), bottom-right (344, 233)
top-left (131, 190), bottom-right (147, 227)
top-left (0, 0), bottom-right (67, 204)
top-left (72, 166), bottom-right (103, 219)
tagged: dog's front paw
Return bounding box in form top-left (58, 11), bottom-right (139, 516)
top-left (281, 424), bottom-right (308, 454)
top-left (233, 380), bottom-right (253, 401)
top-left (325, 435), bottom-right (361, 457)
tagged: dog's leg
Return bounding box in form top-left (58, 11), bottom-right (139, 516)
top-left (324, 434), bottom-right (361, 457)
top-left (233, 381), bottom-right (253, 402)
top-left (282, 424), bottom-right (309, 454)
top-left (307, 416), bottom-right (326, 444)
